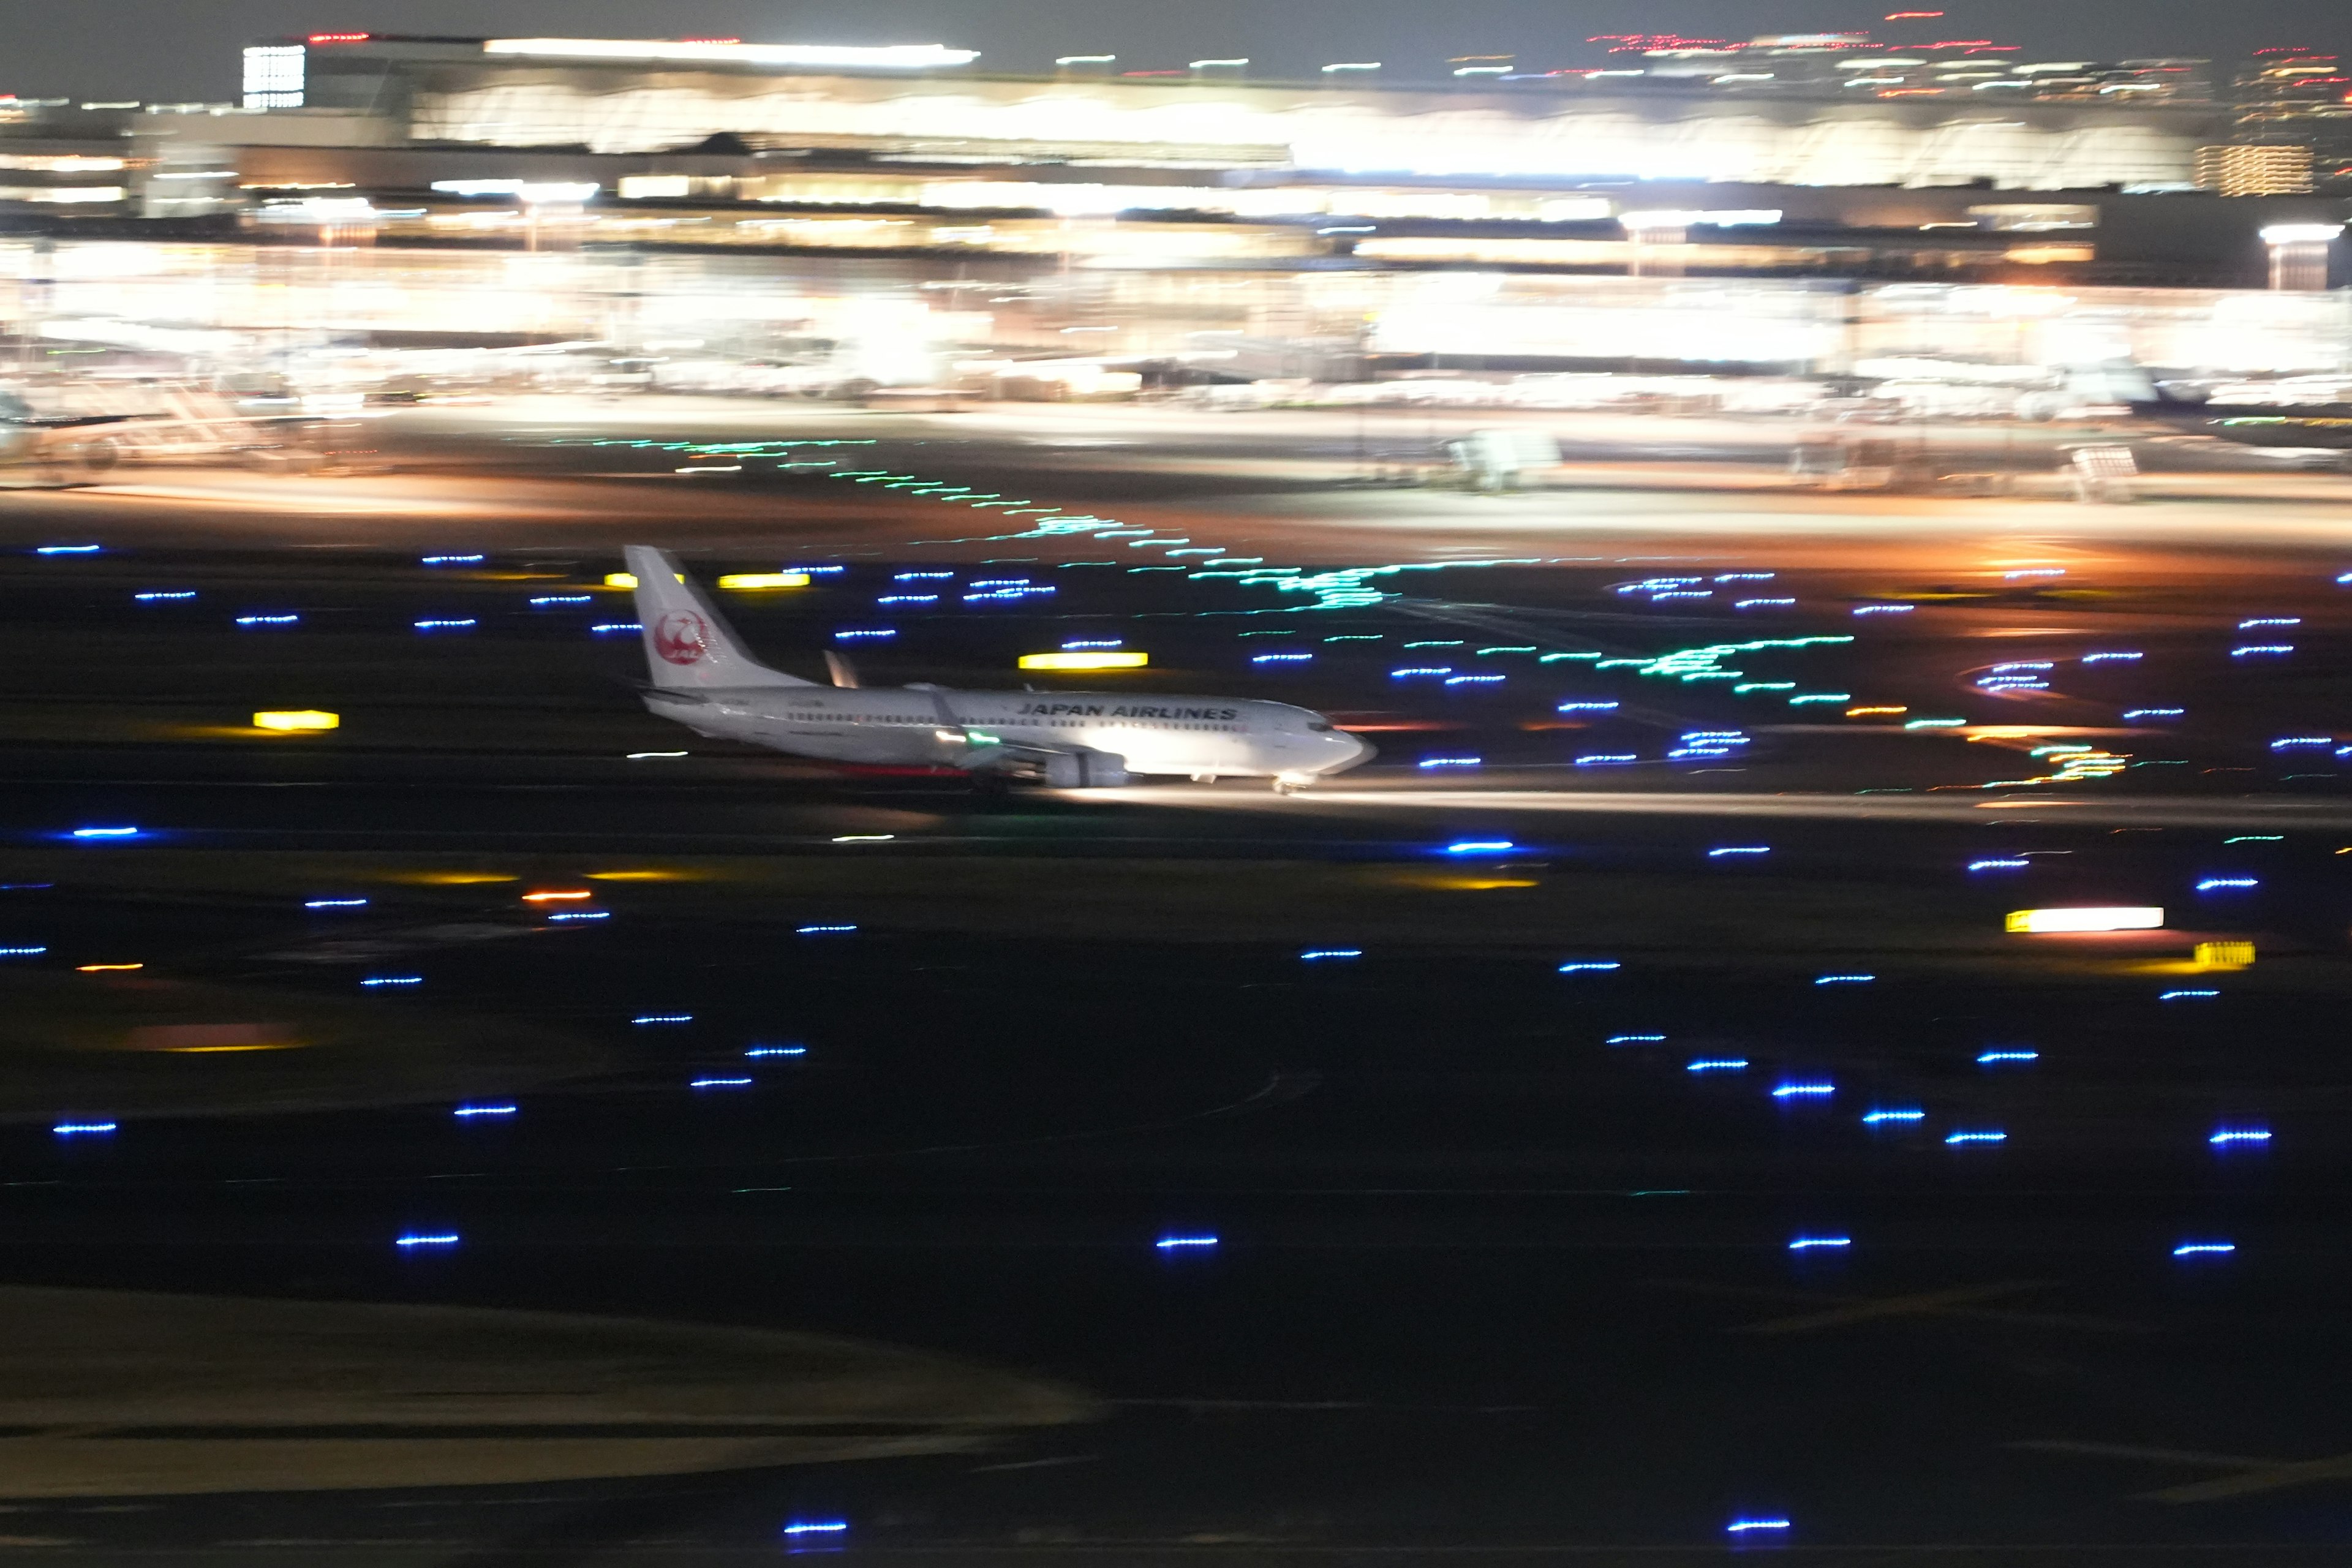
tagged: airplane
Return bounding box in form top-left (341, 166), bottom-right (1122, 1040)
top-left (622, 545), bottom-right (1374, 790)
top-left (0, 387), bottom-right (135, 486)
top-left (2066, 364), bottom-right (2352, 465)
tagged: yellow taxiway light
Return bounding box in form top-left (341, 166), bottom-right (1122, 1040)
top-left (76, 963), bottom-right (143, 972)
top-left (2195, 940), bottom-right (2255, 969)
top-left (605, 572), bottom-right (636, 589)
top-left (1018, 651), bottom-right (1150, 671)
top-left (252, 709), bottom-right (339, 733)
top-left (520, 890), bottom-right (593, 903)
top-left (2006, 907), bottom-right (2164, 933)
top-left (717, 572), bottom-right (812, 590)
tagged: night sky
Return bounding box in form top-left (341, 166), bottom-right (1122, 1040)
top-left (6, 0), bottom-right (2349, 103)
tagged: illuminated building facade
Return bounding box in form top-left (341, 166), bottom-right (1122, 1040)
top-left (2231, 49), bottom-right (2352, 184)
top-left (243, 34), bottom-right (2222, 191)
top-left (2196, 142), bottom-right (2315, 197)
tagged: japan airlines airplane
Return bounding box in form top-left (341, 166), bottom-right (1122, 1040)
top-left (624, 546), bottom-right (1373, 790)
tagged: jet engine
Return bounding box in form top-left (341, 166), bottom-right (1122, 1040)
top-left (1038, 749), bottom-right (1131, 788)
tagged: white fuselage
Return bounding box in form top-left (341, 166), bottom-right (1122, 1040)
top-left (644, 684), bottom-right (1371, 780)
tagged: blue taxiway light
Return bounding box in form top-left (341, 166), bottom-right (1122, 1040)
top-left (1709, 846), bottom-right (1771, 858)
top-left (1788, 1236), bottom-right (1850, 1250)
top-left (690, 1077), bottom-right (752, 1088)
top-left (1444, 841), bottom-right (1517, 855)
top-left (1814, 973), bottom-right (1875, 986)
top-left (2173, 1242), bottom-right (2236, 1257)
top-left (1606, 1035), bottom-right (1666, 1045)
top-left (1418, 756), bottom-right (1482, 769)
top-left (1862, 1109), bottom-right (1925, 1124)
top-left (548, 911), bottom-right (608, 921)
top-left (134, 590), bottom-right (196, 601)
top-left (1727, 1518), bottom-right (1792, 1534)
top-left (782, 1522), bottom-right (850, 1536)
top-left (420, 554), bottom-right (484, 565)
top-left (796, 924), bottom-right (857, 935)
top-left (35, 545), bottom-right (101, 554)
top-left (1969, 859), bottom-right (2029, 872)
top-left (1945, 1130), bottom-right (2007, 1145)
top-left (631, 1014), bottom-right (693, 1025)
top-left (394, 1234), bottom-right (459, 1248)
top-left (51, 1121), bottom-right (116, 1136)
top-left (1977, 1050), bottom-right (2040, 1065)
top-left (1687, 1059), bottom-right (1749, 1073)
top-left (1300, 949), bottom-right (1362, 961)
top-left (590, 623), bottom-right (642, 633)
top-left (2196, 878), bottom-right (2259, 891)
top-left (0, 946), bottom-right (48, 957)
top-left (413, 618), bottom-right (477, 631)
top-left (2160, 990), bottom-right (2220, 1001)
top-left (361, 976), bottom-right (422, 987)
top-left (234, 615), bottom-right (299, 626)
top-left (304, 898), bottom-right (368, 909)
top-left (2210, 1128), bottom-right (2272, 1145)
top-left (1772, 1083), bottom-right (1835, 1098)
top-left (454, 1104), bottom-right (516, 1117)
top-left (1558, 961), bottom-right (1621, 973)
top-left (1156, 1235), bottom-right (1219, 1250)
top-left (72, 826), bottom-right (139, 839)
top-left (745, 1047), bottom-right (807, 1058)
top-left (529, 595), bottom-right (591, 605)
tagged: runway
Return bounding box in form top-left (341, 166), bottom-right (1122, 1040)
top-left (2, 396), bottom-right (2351, 1562)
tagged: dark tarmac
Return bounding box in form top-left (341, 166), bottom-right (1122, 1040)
top-left (1, 403), bottom-right (2351, 1562)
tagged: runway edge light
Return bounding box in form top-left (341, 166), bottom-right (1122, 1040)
top-left (253, 709), bottom-right (339, 732)
top-left (2005, 906), bottom-right (2163, 933)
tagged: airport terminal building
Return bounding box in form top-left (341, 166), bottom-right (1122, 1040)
top-left (0, 34), bottom-right (2346, 388)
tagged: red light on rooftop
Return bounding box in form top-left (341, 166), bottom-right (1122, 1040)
top-left (1885, 10), bottom-right (1945, 17)
top-left (307, 32), bottom-right (369, 43)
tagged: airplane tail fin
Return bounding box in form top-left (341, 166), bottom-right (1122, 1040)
top-left (623, 546), bottom-right (815, 691)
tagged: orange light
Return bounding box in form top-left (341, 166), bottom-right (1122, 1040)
top-left (307, 31), bottom-right (370, 42)
top-left (76, 962), bottom-right (142, 972)
top-left (520, 890), bottom-right (592, 902)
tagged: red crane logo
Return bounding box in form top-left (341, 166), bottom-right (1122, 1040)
top-left (652, 610), bottom-right (709, 665)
